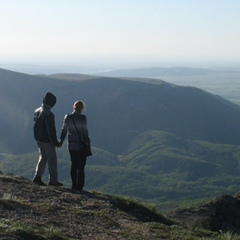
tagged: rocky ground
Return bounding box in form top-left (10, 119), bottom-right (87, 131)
top-left (0, 173), bottom-right (237, 240)
top-left (167, 193), bottom-right (240, 235)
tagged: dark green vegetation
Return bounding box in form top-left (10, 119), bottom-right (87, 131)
top-left (1, 131), bottom-right (240, 213)
top-left (1, 68), bottom-right (240, 214)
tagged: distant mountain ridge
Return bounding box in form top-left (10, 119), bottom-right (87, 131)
top-left (96, 67), bottom-right (217, 78)
top-left (1, 67), bottom-right (240, 154)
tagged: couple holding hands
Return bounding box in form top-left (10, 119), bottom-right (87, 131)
top-left (33, 92), bottom-right (92, 191)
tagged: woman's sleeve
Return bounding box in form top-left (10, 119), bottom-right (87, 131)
top-left (60, 114), bottom-right (69, 142)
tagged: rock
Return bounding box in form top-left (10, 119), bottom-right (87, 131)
top-left (167, 194), bottom-right (240, 234)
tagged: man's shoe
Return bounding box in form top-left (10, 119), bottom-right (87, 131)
top-left (48, 182), bottom-right (63, 187)
top-left (33, 177), bottom-right (46, 186)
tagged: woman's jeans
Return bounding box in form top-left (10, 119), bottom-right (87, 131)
top-left (69, 150), bottom-right (87, 190)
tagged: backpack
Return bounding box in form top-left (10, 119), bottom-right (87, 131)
top-left (33, 112), bottom-right (47, 141)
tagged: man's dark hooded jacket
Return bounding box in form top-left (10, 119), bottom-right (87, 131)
top-left (33, 92), bottom-right (59, 146)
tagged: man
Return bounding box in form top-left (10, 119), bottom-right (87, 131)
top-left (32, 92), bottom-right (63, 186)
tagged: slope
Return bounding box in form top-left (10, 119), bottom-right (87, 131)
top-left (1, 173), bottom-right (240, 239)
top-left (1, 68), bottom-right (240, 155)
top-left (0, 173), bottom-right (208, 240)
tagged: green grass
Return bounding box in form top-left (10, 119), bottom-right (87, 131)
top-left (0, 220), bottom-right (69, 240)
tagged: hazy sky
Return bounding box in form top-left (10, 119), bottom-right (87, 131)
top-left (0, 0), bottom-right (239, 68)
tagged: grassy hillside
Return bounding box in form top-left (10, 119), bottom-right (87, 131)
top-left (3, 174), bottom-right (240, 239)
top-left (1, 68), bottom-right (240, 155)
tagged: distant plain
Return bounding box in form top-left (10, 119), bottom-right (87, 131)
top-left (154, 71), bottom-right (240, 105)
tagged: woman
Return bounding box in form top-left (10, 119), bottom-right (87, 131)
top-left (60, 100), bottom-right (91, 191)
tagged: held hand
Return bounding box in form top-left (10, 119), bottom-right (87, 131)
top-left (57, 141), bottom-right (63, 148)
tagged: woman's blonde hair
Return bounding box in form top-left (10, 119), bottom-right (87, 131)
top-left (73, 100), bottom-right (85, 113)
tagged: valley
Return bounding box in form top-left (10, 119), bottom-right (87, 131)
top-left (1, 67), bottom-right (240, 214)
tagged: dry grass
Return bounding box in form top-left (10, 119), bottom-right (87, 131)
top-left (0, 174), bottom-right (233, 239)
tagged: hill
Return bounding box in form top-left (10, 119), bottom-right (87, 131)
top-left (1, 131), bottom-right (240, 214)
top-left (1, 68), bottom-right (240, 155)
top-left (1, 173), bottom-right (240, 240)
top-left (95, 67), bottom-right (240, 105)
top-left (2, 68), bottom-right (240, 212)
